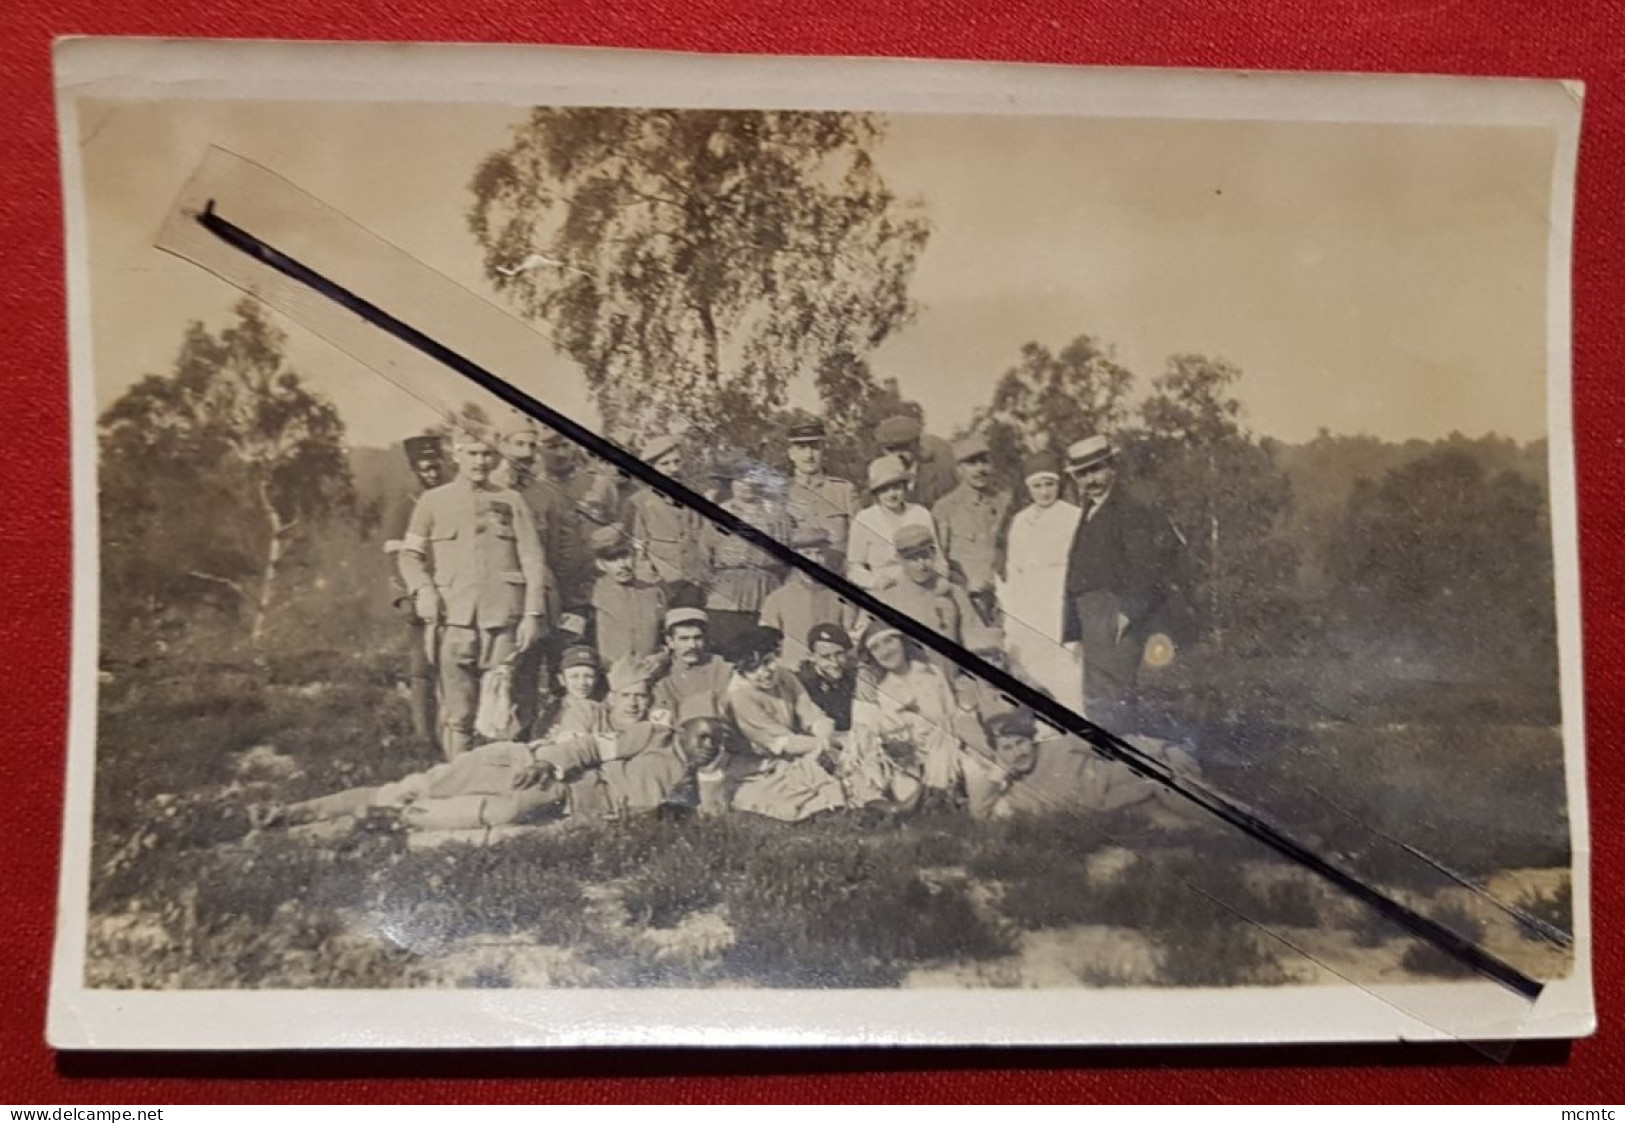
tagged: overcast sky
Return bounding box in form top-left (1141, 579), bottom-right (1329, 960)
top-left (77, 97), bottom-right (1556, 450)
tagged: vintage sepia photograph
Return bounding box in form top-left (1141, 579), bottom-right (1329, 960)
top-left (51, 40), bottom-right (1590, 1048)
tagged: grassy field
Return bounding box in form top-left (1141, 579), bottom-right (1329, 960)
top-left (84, 647), bottom-right (1576, 991)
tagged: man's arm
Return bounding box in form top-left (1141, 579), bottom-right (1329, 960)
top-left (510, 489), bottom-right (548, 619)
top-left (397, 492), bottom-right (440, 621)
top-left (528, 731), bottom-right (605, 779)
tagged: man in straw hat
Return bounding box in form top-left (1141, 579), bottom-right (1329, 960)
top-left (1060, 433), bottom-right (1180, 729)
top-left (398, 423), bottom-right (548, 758)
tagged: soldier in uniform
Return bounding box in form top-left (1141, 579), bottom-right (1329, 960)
top-left (783, 419), bottom-right (858, 564)
top-left (491, 414), bottom-right (563, 736)
top-left (589, 524), bottom-right (668, 663)
top-left (931, 433), bottom-right (1011, 625)
top-left (966, 708), bottom-right (1197, 822)
top-left (398, 426), bottom-right (548, 759)
top-left (384, 434), bottom-right (448, 747)
top-left (652, 606), bottom-right (735, 723)
top-left (879, 522), bottom-right (980, 675)
top-left (538, 427), bottom-right (622, 612)
top-left (794, 621), bottom-right (858, 733)
top-left (874, 413), bottom-right (959, 509)
top-left (757, 524), bottom-right (856, 667)
top-left (707, 451), bottom-right (789, 652)
top-left (624, 433), bottom-right (715, 603)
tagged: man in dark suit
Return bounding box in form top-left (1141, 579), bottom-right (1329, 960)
top-left (1060, 434), bottom-right (1179, 730)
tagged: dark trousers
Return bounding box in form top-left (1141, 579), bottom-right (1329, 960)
top-left (404, 618), bottom-right (437, 745)
top-left (968, 589), bottom-right (999, 628)
top-left (1070, 591), bottom-right (1144, 732)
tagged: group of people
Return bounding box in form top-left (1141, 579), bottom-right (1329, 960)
top-left (280, 410), bottom-right (1191, 835)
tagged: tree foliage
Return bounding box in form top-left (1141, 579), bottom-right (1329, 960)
top-left (984, 335), bottom-right (1134, 450)
top-left (1327, 448), bottom-right (1554, 660)
top-left (1129, 354), bottom-right (1296, 649)
top-left (973, 334), bottom-right (1134, 489)
top-left (467, 108), bottom-right (930, 449)
top-left (99, 300), bottom-right (353, 646)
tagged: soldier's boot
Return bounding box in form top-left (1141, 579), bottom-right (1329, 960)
top-left (408, 673), bottom-right (436, 744)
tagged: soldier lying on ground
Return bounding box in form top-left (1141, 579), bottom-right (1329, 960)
top-left (967, 708), bottom-right (1200, 822)
top-left (248, 659), bottom-right (726, 833)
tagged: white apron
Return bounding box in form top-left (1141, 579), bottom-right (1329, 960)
top-left (997, 499), bottom-right (1085, 713)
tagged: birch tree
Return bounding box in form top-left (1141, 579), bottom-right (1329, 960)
top-left (100, 300), bottom-right (353, 644)
top-left (467, 108), bottom-right (930, 451)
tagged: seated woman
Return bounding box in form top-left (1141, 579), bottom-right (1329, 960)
top-left (853, 620), bottom-right (999, 800)
top-left (253, 656), bottom-right (721, 832)
top-left (721, 625), bottom-right (849, 822)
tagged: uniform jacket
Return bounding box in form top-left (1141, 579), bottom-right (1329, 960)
top-left (932, 483), bottom-right (1010, 593)
top-left (653, 654), bottom-right (735, 723)
top-left (795, 661), bottom-right (857, 732)
top-left (591, 575), bottom-right (667, 663)
top-left (758, 577), bottom-right (855, 660)
top-left (533, 721), bottom-right (694, 819)
top-left (708, 496), bottom-right (789, 613)
top-left (910, 434), bottom-right (960, 509)
top-left (785, 473), bottom-right (859, 554)
top-left (880, 573), bottom-right (980, 664)
top-left (545, 467), bottom-right (624, 600)
top-left (398, 479), bottom-right (546, 628)
top-left (626, 488), bottom-right (715, 588)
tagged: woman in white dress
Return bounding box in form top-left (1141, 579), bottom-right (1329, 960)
top-left (995, 449), bottom-right (1085, 712)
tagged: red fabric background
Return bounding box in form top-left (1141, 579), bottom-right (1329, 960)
top-left (4, 0), bottom-right (1621, 1104)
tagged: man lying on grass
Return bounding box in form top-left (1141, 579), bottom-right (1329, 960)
top-left (248, 656), bottom-right (729, 833)
top-left (967, 707), bottom-right (1197, 822)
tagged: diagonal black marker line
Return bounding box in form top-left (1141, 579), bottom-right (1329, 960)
top-left (194, 198), bottom-right (1544, 1001)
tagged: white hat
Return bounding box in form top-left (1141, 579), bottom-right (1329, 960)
top-left (1065, 434), bottom-right (1116, 473)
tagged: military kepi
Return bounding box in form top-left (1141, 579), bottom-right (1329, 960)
top-left (892, 523), bottom-right (935, 556)
top-left (402, 435), bottom-right (442, 461)
top-left (590, 524), bottom-right (633, 557)
top-left (787, 419), bottom-right (827, 444)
